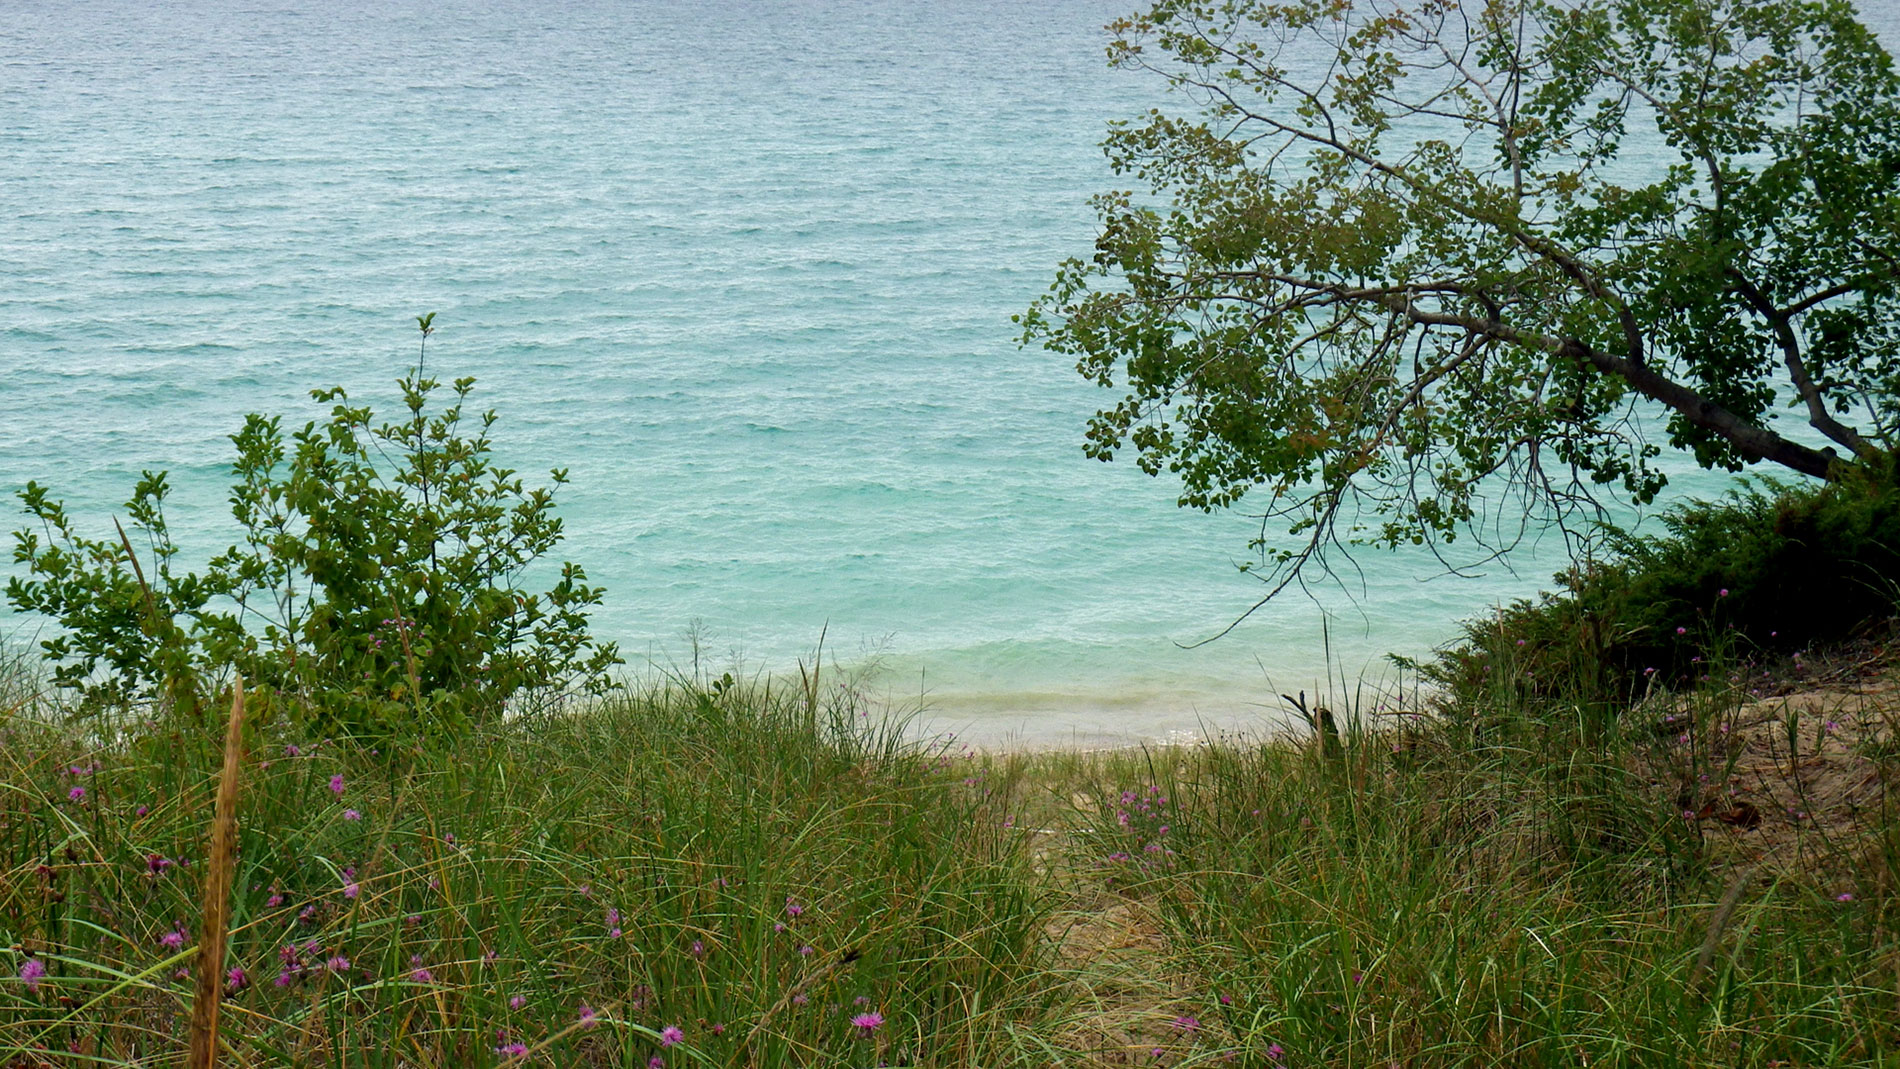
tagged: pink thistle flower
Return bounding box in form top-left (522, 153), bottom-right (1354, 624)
top-left (328, 774), bottom-right (344, 795)
top-left (711, 1023), bottom-right (726, 1035)
top-left (411, 967), bottom-right (434, 983)
top-left (19, 958), bottom-right (46, 992)
top-left (850, 1011), bottom-right (884, 1035)
top-left (1839, 892), bottom-right (1855, 902)
top-left (1675, 626), bottom-right (1688, 635)
top-left (285, 744), bottom-right (300, 757)
top-left (343, 882), bottom-right (359, 899)
top-left (509, 994), bottom-right (527, 1009)
top-left (799, 945), bottom-right (814, 957)
top-left (343, 809), bottom-right (361, 821)
top-left (792, 993), bottom-right (809, 1005)
top-left (784, 898), bottom-right (804, 917)
top-left (160, 928), bottom-right (187, 950)
top-left (578, 1004), bottom-right (598, 1028)
top-left (1170, 1015), bottom-right (1200, 1032)
top-left (326, 955), bottom-right (350, 973)
top-left (135, 805), bottom-right (149, 817)
top-left (648, 1059), bottom-right (664, 1069)
top-left (690, 940), bottom-right (705, 958)
top-left (226, 966), bottom-right (248, 993)
top-left (660, 1025), bottom-right (684, 1047)
top-left (67, 786), bottom-right (85, 802)
top-left (496, 1041), bottom-right (528, 1057)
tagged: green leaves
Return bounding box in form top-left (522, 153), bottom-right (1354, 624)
top-left (1026, 0), bottom-right (1900, 599)
top-left (8, 325), bottom-right (621, 738)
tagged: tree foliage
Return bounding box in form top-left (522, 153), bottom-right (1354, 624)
top-left (1023, 0), bottom-right (1900, 602)
top-left (8, 321), bottom-right (621, 737)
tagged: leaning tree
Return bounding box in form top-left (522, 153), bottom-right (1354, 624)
top-left (1022, 0), bottom-right (1900, 609)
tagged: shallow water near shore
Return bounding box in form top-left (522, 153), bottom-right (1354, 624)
top-left (6, 0), bottom-right (1895, 746)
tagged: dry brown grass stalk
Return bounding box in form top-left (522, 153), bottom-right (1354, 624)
top-left (186, 678), bottom-right (246, 1069)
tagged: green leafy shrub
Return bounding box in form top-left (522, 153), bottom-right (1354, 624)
top-left (7, 322), bottom-right (621, 737)
top-left (1425, 465), bottom-right (1900, 718)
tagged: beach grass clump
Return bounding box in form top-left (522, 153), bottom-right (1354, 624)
top-left (1054, 662), bottom-right (1900, 1067)
top-left (0, 672), bottom-right (1050, 1067)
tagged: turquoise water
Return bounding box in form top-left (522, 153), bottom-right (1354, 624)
top-left (4, 2), bottom-right (1888, 745)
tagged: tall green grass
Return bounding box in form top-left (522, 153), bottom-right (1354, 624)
top-left (1, 671), bottom-right (1052, 1067)
top-left (1058, 672), bottom-right (1900, 1068)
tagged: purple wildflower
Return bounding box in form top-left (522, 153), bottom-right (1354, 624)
top-left (850, 1011), bottom-right (884, 1035)
top-left (343, 809), bottom-right (361, 821)
top-left (326, 955), bottom-right (350, 973)
top-left (1171, 1015), bottom-right (1200, 1032)
top-left (226, 966), bottom-right (248, 993)
top-left (19, 958), bottom-right (46, 992)
top-left (411, 967), bottom-right (434, 983)
top-left (160, 928), bottom-right (187, 950)
top-left (496, 1041), bottom-right (528, 1057)
top-left (1839, 892), bottom-right (1855, 902)
top-left (578, 1004), bottom-right (598, 1028)
top-left (67, 786), bottom-right (85, 802)
top-left (328, 773), bottom-right (344, 795)
top-left (660, 1025), bottom-right (684, 1047)
top-left (784, 898), bottom-right (804, 917)
top-left (343, 882), bottom-right (359, 899)
top-left (510, 994), bottom-right (528, 1009)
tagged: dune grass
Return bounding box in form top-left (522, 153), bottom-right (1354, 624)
top-left (1044, 642), bottom-right (1900, 1067)
top-left (3, 632), bottom-right (1898, 1067)
top-left (1, 670), bottom-right (1051, 1067)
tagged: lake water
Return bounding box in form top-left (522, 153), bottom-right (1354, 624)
top-left (5, 1), bottom-right (1893, 745)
